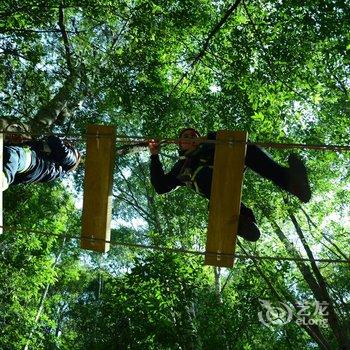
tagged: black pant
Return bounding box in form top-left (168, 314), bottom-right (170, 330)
top-left (239, 203), bottom-right (260, 241)
top-left (245, 144), bottom-right (289, 191)
top-left (237, 144), bottom-right (290, 242)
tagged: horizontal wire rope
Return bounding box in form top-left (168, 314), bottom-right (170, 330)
top-left (1, 225), bottom-right (349, 264)
top-left (1, 129), bottom-right (350, 152)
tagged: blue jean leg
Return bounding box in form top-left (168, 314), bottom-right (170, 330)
top-left (3, 146), bottom-right (29, 185)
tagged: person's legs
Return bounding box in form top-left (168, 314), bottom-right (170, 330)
top-left (3, 146), bottom-right (32, 190)
top-left (245, 144), bottom-right (311, 203)
top-left (238, 203), bottom-right (261, 242)
top-left (286, 153), bottom-right (311, 203)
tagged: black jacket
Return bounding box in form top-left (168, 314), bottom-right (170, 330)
top-left (150, 132), bottom-right (216, 199)
top-left (13, 136), bottom-right (78, 184)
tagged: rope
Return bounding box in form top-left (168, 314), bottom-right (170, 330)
top-left (2, 225), bottom-right (349, 265)
top-left (1, 129), bottom-right (350, 152)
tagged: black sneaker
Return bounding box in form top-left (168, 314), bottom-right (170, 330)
top-left (237, 212), bottom-right (261, 242)
top-left (287, 154), bottom-right (311, 203)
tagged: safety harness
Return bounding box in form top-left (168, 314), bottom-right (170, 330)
top-left (177, 155), bottom-right (213, 196)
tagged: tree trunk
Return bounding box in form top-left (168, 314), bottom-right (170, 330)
top-left (273, 220), bottom-right (350, 349)
top-left (30, 73), bottom-right (78, 133)
top-left (288, 213), bottom-right (350, 350)
top-left (24, 238), bottom-right (66, 350)
top-left (238, 242), bottom-right (333, 350)
top-left (1, 72), bottom-right (80, 139)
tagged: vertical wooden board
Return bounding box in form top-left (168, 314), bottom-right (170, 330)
top-left (0, 132), bottom-right (3, 234)
top-left (81, 125), bottom-right (116, 252)
top-left (205, 131), bottom-right (248, 267)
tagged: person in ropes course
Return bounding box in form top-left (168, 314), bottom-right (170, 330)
top-left (2, 134), bottom-right (81, 191)
top-left (148, 128), bottom-right (311, 242)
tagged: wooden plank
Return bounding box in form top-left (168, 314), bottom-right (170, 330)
top-left (81, 125), bottom-right (116, 252)
top-left (205, 130), bottom-right (248, 267)
top-left (0, 132), bottom-right (3, 234)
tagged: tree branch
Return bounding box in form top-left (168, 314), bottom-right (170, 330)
top-left (170, 0), bottom-right (243, 94)
top-left (114, 193), bottom-right (152, 225)
top-left (58, 4), bottom-right (73, 74)
top-left (273, 219), bottom-right (350, 349)
top-left (300, 207), bottom-right (349, 261)
top-left (238, 241), bottom-right (332, 350)
top-left (0, 48), bottom-right (29, 60)
top-left (0, 28), bottom-right (80, 34)
top-left (24, 238), bottom-right (67, 350)
top-left (288, 212), bottom-right (350, 348)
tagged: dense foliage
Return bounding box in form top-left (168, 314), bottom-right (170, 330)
top-left (0, 0), bottom-right (349, 349)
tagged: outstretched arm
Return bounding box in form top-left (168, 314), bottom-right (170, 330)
top-left (149, 140), bottom-right (182, 194)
